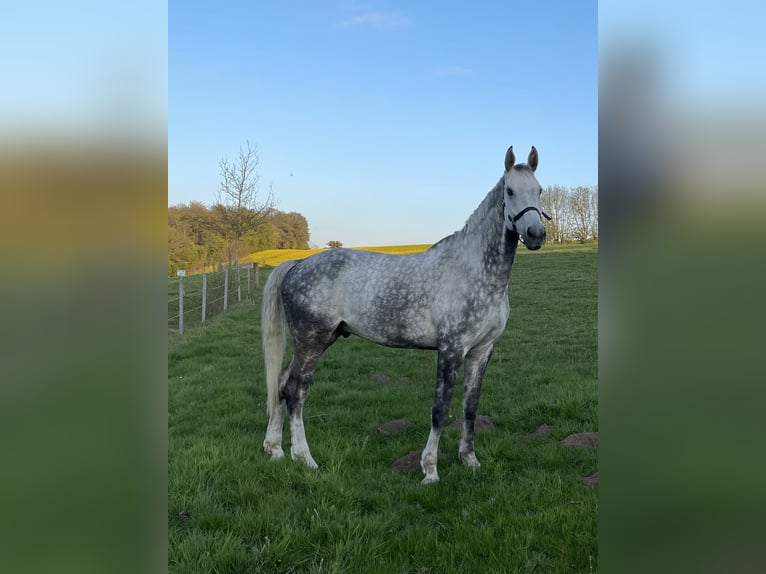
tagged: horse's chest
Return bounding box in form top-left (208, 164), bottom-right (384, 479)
top-left (440, 290), bottom-right (508, 347)
top-left (471, 297), bottom-right (509, 341)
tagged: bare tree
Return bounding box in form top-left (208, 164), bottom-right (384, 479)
top-left (569, 185), bottom-right (595, 241)
top-left (590, 185), bottom-right (598, 239)
top-left (214, 141), bottom-right (274, 270)
top-left (541, 185), bottom-right (571, 243)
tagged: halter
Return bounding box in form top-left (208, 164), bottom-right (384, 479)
top-left (509, 205), bottom-right (552, 224)
top-left (503, 203), bottom-right (552, 231)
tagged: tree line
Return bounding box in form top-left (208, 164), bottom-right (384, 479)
top-left (169, 136), bottom-right (596, 275)
top-left (168, 203), bottom-right (309, 275)
top-left (168, 183), bottom-right (598, 275)
top-left (169, 140), bottom-right (310, 276)
top-left (541, 185), bottom-right (598, 243)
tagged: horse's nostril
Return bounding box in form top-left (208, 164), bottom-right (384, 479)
top-left (527, 226), bottom-right (544, 239)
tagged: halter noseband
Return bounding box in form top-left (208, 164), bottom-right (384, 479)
top-left (509, 205), bottom-right (552, 223)
top-left (503, 203), bottom-right (552, 231)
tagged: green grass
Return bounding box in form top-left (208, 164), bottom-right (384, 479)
top-left (169, 243), bottom-right (598, 573)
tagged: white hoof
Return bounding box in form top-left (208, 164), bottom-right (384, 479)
top-left (291, 449), bottom-right (319, 469)
top-left (269, 447), bottom-right (285, 461)
top-left (420, 451), bottom-right (439, 484)
top-left (421, 474), bottom-right (440, 485)
top-left (460, 451), bottom-right (481, 468)
top-left (263, 441), bottom-right (284, 459)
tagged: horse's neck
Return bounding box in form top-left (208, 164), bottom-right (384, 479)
top-left (455, 179), bottom-right (519, 289)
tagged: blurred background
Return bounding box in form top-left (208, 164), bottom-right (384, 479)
top-left (1, 1), bottom-right (764, 573)
top-left (0, 2), bottom-right (167, 573)
top-left (600, 1), bottom-right (766, 572)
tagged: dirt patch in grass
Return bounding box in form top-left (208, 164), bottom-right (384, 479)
top-left (377, 419), bottom-right (412, 436)
top-left (388, 449), bottom-right (444, 472)
top-left (388, 450), bottom-right (425, 472)
top-left (561, 431), bottom-right (598, 447)
top-left (446, 414), bottom-right (495, 432)
top-left (527, 423), bottom-right (554, 438)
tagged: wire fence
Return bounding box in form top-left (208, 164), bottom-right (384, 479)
top-left (168, 263), bottom-right (268, 334)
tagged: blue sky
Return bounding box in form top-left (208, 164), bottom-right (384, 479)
top-left (170, 1), bottom-right (597, 247)
top-left (1, 1), bottom-right (166, 138)
top-left (599, 1), bottom-right (766, 109)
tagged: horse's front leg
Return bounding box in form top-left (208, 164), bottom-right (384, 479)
top-left (421, 346), bottom-right (463, 485)
top-left (459, 343), bottom-right (494, 468)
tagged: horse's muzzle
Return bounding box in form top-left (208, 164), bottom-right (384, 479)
top-left (521, 225), bottom-right (546, 250)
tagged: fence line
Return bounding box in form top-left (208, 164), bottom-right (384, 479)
top-left (168, 262), bottom-right (262, 335)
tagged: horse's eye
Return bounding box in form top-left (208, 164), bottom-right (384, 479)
top-left (507, 188), bottom-right (513, 196)
top-left (539, 188), bottom-right (543, 195)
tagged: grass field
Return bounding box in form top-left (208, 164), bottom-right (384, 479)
top-left (168, 242), bottom-right (598, 573)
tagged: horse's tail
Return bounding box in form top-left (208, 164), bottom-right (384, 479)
top-left (262, 260), bottom-right (298, 418)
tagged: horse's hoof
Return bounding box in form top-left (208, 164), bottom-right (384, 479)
top-left (421, 474), bottom-right (440, 485)
top-left (263, 441), bottom-right (284, 459)
top-left (460, 452), bottom-right (481, 468)
top-left (291, 450), bottom-right (319, 470)
top-left (269, 447), bottom-right (285, 461)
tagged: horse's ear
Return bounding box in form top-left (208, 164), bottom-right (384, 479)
top-left (528, 146), bottom-right (538, 172)
top-left (504, 146), bottom-right (515, 172)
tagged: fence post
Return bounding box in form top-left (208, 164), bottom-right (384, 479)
top-left (253, 262), bottom-right (260, 289)
top-left (177, 269), bottom-right (185, 335)
top-left (237, 265), bottom-right (241, 303)
top-left (201, 272), bottom-right (207, 323)
top-left (224, 266), bottom-right (229, 312)
top-left (246, 264), bottom-right (251, 300)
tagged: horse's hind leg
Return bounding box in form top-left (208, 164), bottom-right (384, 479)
top-left (263, 369), bottom-right (290, 460)
top-left (282, 339), bottom-right (333, 469)
top-left (459, 343), bottom-right (493, 468)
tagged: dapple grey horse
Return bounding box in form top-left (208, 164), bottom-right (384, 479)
top-left (262, 145), bottom-right (548, 483)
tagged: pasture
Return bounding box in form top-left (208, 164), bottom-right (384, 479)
top-left (168, 242), bottom-right (598, 573)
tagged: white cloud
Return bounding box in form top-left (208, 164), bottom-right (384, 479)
top-left (336, 11), bottom-right (413, 30)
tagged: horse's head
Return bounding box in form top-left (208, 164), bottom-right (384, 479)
top-left (502, 145), bottom-right (549, 250)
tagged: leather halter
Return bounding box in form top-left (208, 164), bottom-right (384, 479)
top-left (503, 203), bottom-right (552, 232)
top-left (509, 205), bottom-right (552, 224)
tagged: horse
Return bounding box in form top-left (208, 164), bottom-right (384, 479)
top-left (261, 145), bottom-right (549, 484)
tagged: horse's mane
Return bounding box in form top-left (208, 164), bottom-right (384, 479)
top-left (428, 177), bottom-right (504, 252)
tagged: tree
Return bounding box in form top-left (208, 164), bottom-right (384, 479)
top-left (326, 240), bottom-right (343, 248)
top-left (271, 211), bottom-right (310, 249)
top-left (541, 185), bottom-right (571, 243)
top-left (167, 221), bottom-right (199, 275)
top-left (179, 201), bottom-right (223, 267)
top-left (569, 185), bottom-right (595, 241)
top-left (242, 221), bottom-right (279, 253)
top-left (167, 202), bottom-right (313, 274)
top-left (214, 141), bottom-right (274, 269)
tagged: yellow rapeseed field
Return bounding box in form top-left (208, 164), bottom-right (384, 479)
top-left (240, 244), bottom-right (432, 267)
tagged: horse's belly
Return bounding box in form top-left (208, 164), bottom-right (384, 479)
top-left (344, 313), bottom-right (438, 350)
